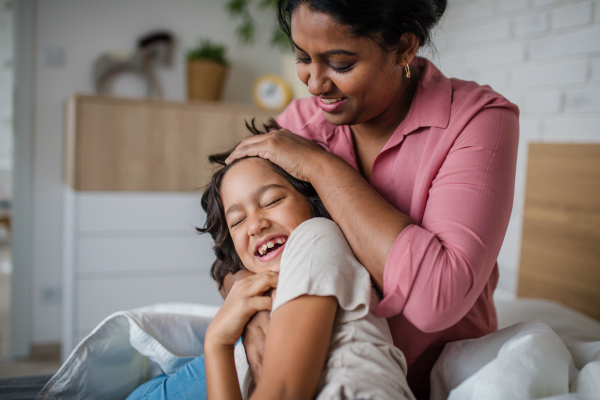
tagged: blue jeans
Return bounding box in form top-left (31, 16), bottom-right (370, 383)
top-left (125, 355), bottom-right (207, 400)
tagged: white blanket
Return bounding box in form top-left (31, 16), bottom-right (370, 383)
top-left (38, 300), bottom-right (600, 400)
top-left (431, 312), bottom-right (600, 399)
top-left (36, 303), bottom-right (219, 400)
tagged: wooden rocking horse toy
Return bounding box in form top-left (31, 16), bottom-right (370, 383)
top-left (93, 31), bottom-right (174, 98)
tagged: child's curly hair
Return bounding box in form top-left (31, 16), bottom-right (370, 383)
top-left (197, 119), bottom-right (331, 289)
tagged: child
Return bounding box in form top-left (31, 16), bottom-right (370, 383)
top-left (198, 121), bottom-right (415, 400)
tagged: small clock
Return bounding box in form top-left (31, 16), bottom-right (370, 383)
top-left (252, 74), bottom-right (293, 111)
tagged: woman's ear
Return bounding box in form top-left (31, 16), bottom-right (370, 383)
top-left (396, 33), bottom-right (420, 66)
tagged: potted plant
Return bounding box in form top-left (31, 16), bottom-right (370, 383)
top-left (187, 39), bottom-right (229, 101)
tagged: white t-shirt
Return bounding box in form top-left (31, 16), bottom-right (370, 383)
top-left (236, 218), bottom-right (415, 400)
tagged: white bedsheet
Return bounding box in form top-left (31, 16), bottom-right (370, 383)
top-left (431, 294), bottom-right (600, 400)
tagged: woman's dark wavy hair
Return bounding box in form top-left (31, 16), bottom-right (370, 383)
top-left (277, 0), bottom-right (447, 52)
top-left (197, 119), bottom-right (331, 289)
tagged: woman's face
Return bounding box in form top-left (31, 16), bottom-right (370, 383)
top-left (291, 4), bottom-right (407, 127)
top-left (220, 158), bottom-right (313, 274)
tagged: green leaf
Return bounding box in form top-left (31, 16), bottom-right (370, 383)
top-left (236, 19), bottom-right (256, 44)
top-left (258, 0), bottom-right (277, 10)
top-left (271, 28), bottom-right (291, 52)
top-left (186, 39), bottom-right (229, 65)
top-left (225, 0), bottom-right (248, 15)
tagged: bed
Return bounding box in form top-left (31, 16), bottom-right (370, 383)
top-left (2, 143), bottom-right (599, 400)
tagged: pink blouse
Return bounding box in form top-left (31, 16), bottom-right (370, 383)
top-left (276, 57), bottom-right (519, 396)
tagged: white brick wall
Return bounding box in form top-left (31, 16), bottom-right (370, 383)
top-left (433, 0), bottom-right (600, 296)
top-left (551, 1), bottom-right (593, 30)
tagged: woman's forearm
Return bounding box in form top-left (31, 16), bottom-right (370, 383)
top-left (306, 152), bottom-right (414, 291)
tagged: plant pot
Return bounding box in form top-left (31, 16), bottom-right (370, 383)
top-left (187, 60), bottom-right (228, 101)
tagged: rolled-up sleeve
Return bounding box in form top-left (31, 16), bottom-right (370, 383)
top-left (376, 105), bottom-right (519, 333)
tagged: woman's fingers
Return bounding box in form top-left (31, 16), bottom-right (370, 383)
top-left (226, 132), bottom-right (283, 164)
top-left (225, 129), bottom-right (325, 182)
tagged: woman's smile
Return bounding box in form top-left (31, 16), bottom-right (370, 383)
top-left (318, 97), bottom-right (348, 113)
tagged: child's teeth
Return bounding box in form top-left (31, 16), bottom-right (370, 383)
top-left (261, 244), bottom-right (268, 253)
top-left (276, 238), bottom-right (283, 244)
top-left (267, 241), bottom-right (274, 248)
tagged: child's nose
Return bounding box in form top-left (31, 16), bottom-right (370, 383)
top-left (247, 214), bottom-right (269, 236)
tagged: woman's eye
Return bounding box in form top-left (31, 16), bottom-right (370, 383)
top-left (295, 56), bottom-right (311, 65)
top-left (330, 64), bottom-right (353, 73)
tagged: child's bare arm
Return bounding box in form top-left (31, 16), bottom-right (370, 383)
top-left (249, 295), bottom-right (337, 400)
top-left (205, 271), bottom-right (278, 400)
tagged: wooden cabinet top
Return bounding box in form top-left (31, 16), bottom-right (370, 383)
top-left (65, 95), bottom-right (275, 191)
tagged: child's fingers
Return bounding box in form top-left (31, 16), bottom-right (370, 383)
top-left (234, 271), bottom-right (278, 297)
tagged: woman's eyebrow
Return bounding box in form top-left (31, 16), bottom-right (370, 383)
top-left (224, 183), bottom-right (287, 217)
top-left (290, 37), bottom-right (356, 57)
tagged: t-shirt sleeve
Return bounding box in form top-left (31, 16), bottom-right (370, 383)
top-left (272, 218), bottom-right (371, 323)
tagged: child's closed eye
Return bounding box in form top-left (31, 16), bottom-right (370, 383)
top-left (230, 217), bottom-right (245, 228)
top-left (264, 198), bottom-right (283, 208)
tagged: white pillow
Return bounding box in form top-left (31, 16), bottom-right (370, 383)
top-left (430, 320), bottom-right (600, 400)
top-left (36, 303), bottom-right (219, 400)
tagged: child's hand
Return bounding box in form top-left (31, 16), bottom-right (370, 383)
top-left (205, 271), bottom-right (278, 348)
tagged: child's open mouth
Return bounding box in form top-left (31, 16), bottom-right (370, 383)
top-left (256, 237), bottom-right (287, 258)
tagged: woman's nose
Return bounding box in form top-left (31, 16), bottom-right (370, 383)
top-left (247, 213), bottom-right (269, 236)
top-left (305, 64), bottom-right (328, 96)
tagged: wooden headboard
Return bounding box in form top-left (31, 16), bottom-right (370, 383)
top-left (518, 143), bottom-right (600, 322)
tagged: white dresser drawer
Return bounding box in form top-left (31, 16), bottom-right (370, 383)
top-left (75, 192), bottom-right (205, 232)
top-left (75, 274), bottom-right (222, 332)
top-left (75, 234), bottom-right (215, 274)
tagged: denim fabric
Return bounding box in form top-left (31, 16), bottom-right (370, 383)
top-left (125, 355), bottom-right (207, 400)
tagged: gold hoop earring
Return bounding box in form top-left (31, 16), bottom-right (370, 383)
top-left (405, 64), bottom-right (411, 79)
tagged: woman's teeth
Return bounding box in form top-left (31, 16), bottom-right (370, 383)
top-left (258, 237), bottom-right (286, 256)
top-left (321, 98), bottom-right (343, 104)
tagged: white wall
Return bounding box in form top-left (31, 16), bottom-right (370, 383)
top-left (0, 0), bottom-right (13, 198)
top-left (31, 0), bottom-right (286, 344)
top-left (434, 0), bottom-right (600, 295)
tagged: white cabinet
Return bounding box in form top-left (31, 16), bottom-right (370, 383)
top-left (62, 191), bottom-right (223, 357)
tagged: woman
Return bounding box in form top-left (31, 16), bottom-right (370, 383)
top-left (225, 0), bottom-right (519, 398)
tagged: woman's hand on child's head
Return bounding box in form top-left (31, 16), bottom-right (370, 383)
top-left (205, 270), bottom-right (278, 348)
top-left (225, 128), bottom-right (327, 183)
